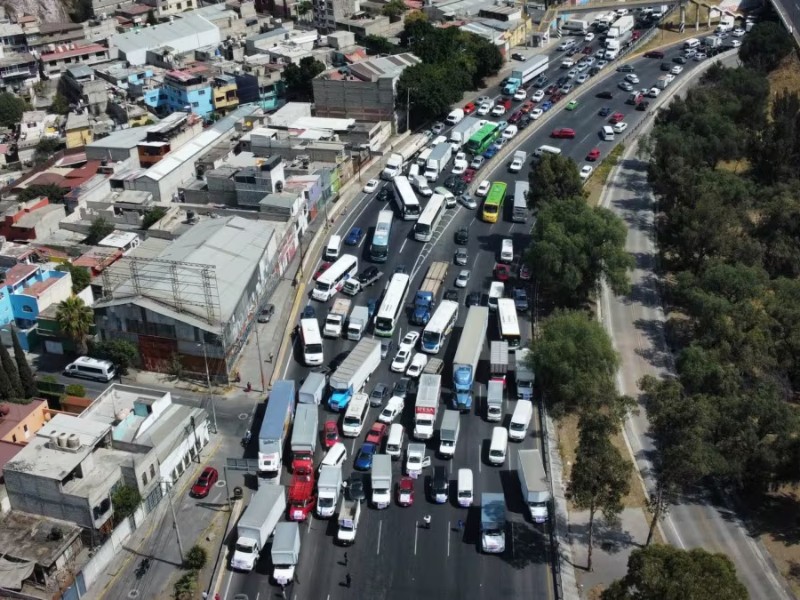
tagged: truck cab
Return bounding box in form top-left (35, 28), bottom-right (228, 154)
top-left (288, 469), bottom-right (316, 521)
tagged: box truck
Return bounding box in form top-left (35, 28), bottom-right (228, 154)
top-left (317, 464), bottom-right (343, 518)
top-left (449, 116), bottom-right (482, 148)
top-left (328, 338), bottom-right (381, 411)
top-left (298, 372), bottom-right (326, 405)
top-left (324, 298), bottom-right (351, 338)
top-left (231, 485), bottom-right (286, 571)
top-left (481, 493), bottom-right (506, 554)
top-left (337, 497), bottom-right (361, 545)
top-left (486, 380), bottom-right (504, 423)
top-left (371, 454), bottom-right (392, 509)
top-left (424, 143), bottom-right (453, 181)
top-left (414, 374), bottom-right (441, 440)
top-left (490, 340), bottom-right (509, 388)
top-left (290, 403), bottom-right (318, 472)
top-left (518, 449), bottom-right (551, 523)
top-left (438, 409), bottom-right (460, 458)
top-left (347, 305), bottom-right (369, 341)
top-left (258, 380), bottom-right (296, 474)
top-left (271, 522), bottom-right (301, 586)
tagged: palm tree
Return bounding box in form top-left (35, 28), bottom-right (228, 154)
top-left (296, 0), bottom-right (312, 20)
top-left (56, 296), bottom-right (94, 355)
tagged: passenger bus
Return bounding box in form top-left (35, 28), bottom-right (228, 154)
top-left (414, 193), bottom-right (447, 242)
top-left (421, 300), bottom-right (459, 354)
top-left (370, 210), bottom-right (393, 262)
top-left (482, 182), bottom-right (508, 224)
top-left (465, 123), bottom-right (501, 155)
top-left (299, 318), bottom-right (324, 366)
top-left (497, 298), bottom-right (521, 349)
top-left (392, 176), bottom-right (422, 220)
top-left (512, 181), bottom-right (530, 223)
top-left (311, 254), bottom-right (358, 301)
top-left (374, 273), bottom-right (411, 336)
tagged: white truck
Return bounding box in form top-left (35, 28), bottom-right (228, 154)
top-left (486, 380), bottom-right (504, 423)
top-left (509, 150), bottom-right (526, 173)
top-left (514, 348), bottom-right (535, 401)
top-left (449, 116), bottom-right (482, 148)
top-left (481, 493), bottom-right (506, 554)
top-left (347, 305), bottom-right (370, 341)
top-left (406, 442), bottom-right (431, 478)
top-left (299, 372), bottom-right (326, 405)
top-left (438, 409), bottom-right (460, 459)
top-left (324, 298), bottom-right (351, 338)
top-left (342, 270), bottom-right (383, 296)
top-left (704, 35), bottom-right (723, 49)
top-left (231, 485), bottom-right (286, 572)
top-left (656, 74), bottom-right (671, 90)
top-left (258, 380), bottom-right (295, 474)
top-left (381, 153), bottom-right (404, 180)
top-left (328, 338), bottom-right (381, 411)
top-left (271, 522), bottom-right (301, 586)
top-left (371, 454), bottom-right (392, 509)
top-left (414, 374), bottom-right (440, 440)
top-left (716, 14), bottom-right (735, 33)
top-left (412, 174), bottom-right (433, 196)
top-left (562, 18), bottom-right (588, 34)
top-left (518, 449), bottom-right (551, 523)
top-left (424, 142), bottom-right (453, 181)
top-left (337, 497), bottom-right (361, 545)
top-left (490, 340), bottom-right (509, 388)
top-left (290, 403), bottom-right (318, 472)
top-left (316, 464), bottom-right (343, 518)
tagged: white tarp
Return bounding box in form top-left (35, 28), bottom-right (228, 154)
top-left (0, 556), bottom-right (35, 590)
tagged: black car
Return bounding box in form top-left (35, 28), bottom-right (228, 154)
top-left (393, 376), bottom-right (416, 400)
top-left (567, 47), bottom-right (578, 57)
top-left (589, 66), bottom-right (601, 76)
top-left (455, 227), bottom-right (469, 245)
top-left (345, 474), bottom-right (366, 503)
top-left (370, 383), bottom-right (390, 407)
top-left (378, 187), bottom-right (392, 202)
top-left (661, 62), bottom-right (672, 71)
top-left (616, 64), bottom-right (635, 73)
top-left (466, 291), bottom-right (481, 307)
top-left (556, 76), bottom-right (570, 87)
top-left (301, 305), bottom-right (316, 319)
top-left (431, 466), bottom-right (449, 502)
top-left (644, 50), bottom-right (665, 59)
top-left (452, 180), bottom-right (467, 195)
top-left (673, 55), bottom-right (687, 64)
top-left (444, 175), bottom-right (460, 190)
top-left (358, 266), bottom-right (379, 284)
top-left (444, 289), bottom-right (459, 302)
top-left (596, 90), bottom-right (613, 99)
top-left (394, 265), bottom-right (407, 274)
top-left (636, 101), bottom-right (650, 111)
top-left (599, 106), bottom-right (612, 117)
top-left (511, 52), bottom-right (526, 61)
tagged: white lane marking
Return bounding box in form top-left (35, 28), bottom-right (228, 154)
top-left (414, 522), bottom-right (419, 555)
top-left (377, 519), bottom-right (383, 555)
top-left (478, 442), bottom-right (482, 472)
top-left (223, 572), bottom-right (232, 599)
top-left (447, 521), bottom-right (451, 557)
top-left (399, 238), bottom-right (408, 254)
top-left (350, 438), bottom-right (356, 454)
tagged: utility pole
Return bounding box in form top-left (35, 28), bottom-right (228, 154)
top-left (254, 323), bottom-right (266, 391)
top-left (198, 342), bottom-right (218, 434)
top-left (167, 484), bottom-right (185, 564)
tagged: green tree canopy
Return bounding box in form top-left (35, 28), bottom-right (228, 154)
top-left (56, 296), bottom-right (94, 355)
top-left (282, 57), bottom-right (326, 101)
top-left (11, 329), bottom-right (37, 399)
top-left (34, 139), bottom-right (62, 165)
top-left (381, 0), bottom-right (407, 21)
top-left (91, 339), bottom-right (139, 375)
top-left (0, 342), bottom-right (22, 399)
top-left (50, 93), bottom-right (70, 115)
top-left (86, 217), bottom-right (114, 245)
top-left (0, 92), bottom-right (29, 128)
top-left (397, 63), bottom-right (468, 127)
top-left (364, 35), bottom-right (399, 56)
top-left (57, 263), bottom-right (91, 295)
top-left (739, 20), bottom-right (792, 72)
top-left (527, 153), bottom-right (584, 209)
top-left (17, 183), bottom-right (69, 204)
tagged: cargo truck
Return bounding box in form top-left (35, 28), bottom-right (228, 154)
top-left (316, 464), bottom-right (343, 518)
top-left (606, 14), bottom-right (634, 39)
top-left (453, 306), bottom-right (489, 411)
top-left (481, 493), bottom-right (506, 554)
top-left (423, 357), bottom-right (444, 376)
top-left (342, 269), bottom-right (383, 296)
top-left (288, 468), bottom-right (316, 521)
top-left (490, 341), bottom-right (509, 388)
top-left (656, 74), bottom-right (671, 90)
top-left (337, 497), bottom-right (361, 545)
top-left (231, 485), bottom-right (286, 571)
top-left (298, 372), bottom-right (326, 405)
top-left (509, 150), bottom-right (526, 173)
top-left (562, 18), bottom-right (588, 34)
top-left (381, 153), bottom-right (404, 180)
top-left (347, 305), bottom-right (370, 341)
top-left (424, 143), bottom-right (453, 181)
top-left (449, 116), bottom-right (482, 148)
top-left (371, 454), bottom-right (392, 509)
top-left (704, 35), bottom-right (722, 49)
top-left (486, 380), bottom-right (504, 423)
top-left (324, 298), bottom-right (351, 338)
top-left (290, 404), bottom-right (318, 472)
top-left (271, 522), bottom-right (301, 586)
top-left (514, 348), bottom-right (535, 401)
top-left (406, 442), bottom-right (431, 478)
top-left (518, 449), bottom-right (551, 523)
top-left (414, 374), bottom-right (441, 440)
top-left (258, 380), bottom-right (296, 475)
top-left (412, 261), bottom-right (449, 325)
top-left (438, 409), bottom-right (460, 458)
top-left (503, 56), bottom-right (549, 96)
top-left (328, 338), bottom-right (381, 411)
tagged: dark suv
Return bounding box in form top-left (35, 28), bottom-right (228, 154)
top-left (431, 466), bottom-right (449, 504)
top-left (455, 227), bottom-right (469, 245)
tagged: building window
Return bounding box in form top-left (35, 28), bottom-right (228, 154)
top-left (191, 102), bottom-right (199, 108)
top-left (23, 424), bottom-right (28, 433)
top-left (150, 464), bottom-right (156, 478)
top-left (141, 472), bottom-right (148, 486)
top-left (11, 434), bottom-right (16, 442)
top-left (198, 89), bottom-right (206, 95)
top-left (21, 305), bottom-right (33, 313)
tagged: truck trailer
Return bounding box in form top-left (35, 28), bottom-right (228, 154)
top-left (290, 403), bottom-right (318, 471)
top-left (258, 380), bottom-right (296, 474)
top-left (518, 449), bottom-right (551, 523)
top-left (412, 261), bottom-right (449, 325)
top-left (414, 374), bottom-right (441, 440)
top-left (503, 56), bottom-right (549, 96)
top-left (271, 522), bottom-right (301, 586)
top-left (449, 116), bottom-right (483, 148)
top-left (438, 409), bottom-right (460, 458)
top-left (231, 485), bottom-right (286, 571)
top-left (453, 306), bottom-right (489, 411)
top-left (328, 338), bottom-right (381, 411)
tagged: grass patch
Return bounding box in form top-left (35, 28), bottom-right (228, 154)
top-left (717, 158), bottom-right (750, 174)
top-left (587, 143), bottom-right (625, 206)
top-left (768, 52), bottom-right (800, 109)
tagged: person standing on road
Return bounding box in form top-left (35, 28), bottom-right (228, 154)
top-left (344, 551), bottom-right (348, 566)
top-left (457, 518), bottom-right (464, 531)
top-left (423, 514), bottom-right (431, 529)
top-left (345, 573), bottom-right (352, 588)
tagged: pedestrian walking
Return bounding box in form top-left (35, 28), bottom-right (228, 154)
top-left (457, 518), bottom-right (464, 531)
top-left (345, 573), bottom-right (352, 588)
top-left (344, 551), bottom-right (348, 566)
top-left (423, 514), bottom-right (431, 529)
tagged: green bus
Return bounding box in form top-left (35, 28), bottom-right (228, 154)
top-left (465, 123), bottom-right (500, 155)
top-left (481, 181), bottom-right (508, 223)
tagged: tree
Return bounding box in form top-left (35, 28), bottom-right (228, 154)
top-left (86, 217), bottom-right (114, 245)
top-left (527, 153), bottom-right (584, 208)
top-left (364, 35), bottom-right (399, 56)
top-left (529, 310), bottom-right (620, 416)
top-left (0, 361), bottom-right (13, 401)
top-left (0, 92), bottom-right (29, 128)
top-left (112, 485), bottom-right (141, 521)
top-left (602, 545), bottom-right (748, 600)
top-left (184, 545), bottom-right (208, 570)
top-left (526, 195), bottom-right (633, 307)
top-left (739, 21), bottom-right (792, 72)
top-left (50, 93), bottom-right (70, 115)
top-left (146, 8), bottom-right (157, 25)
top-left (34, 139), bottom-right (61, 165)
top-left (282, 57), bottom-right (325, 101)
top-left (142, 207), bottom-right (167, 229)
top-left (56, 263), bottom-right (91, 294)
top-left (569, 410), bottom-right (630, 571)
top-left (381, 0), bottom-right (407, 21)
top-left (295, 0), bottom-right (311, 17)
top-left (0, 342), bottom-right (22, 399)
top-left (56, 296), bottom-right (94, 355)
top-left (397, 63), bottom-right (469, 130)
top-left (91, 339), bottom-right (139, 374)
top-left (17, 183), bottom-right (68, 204)
top-left (64, 384), bottom-right (86, 397)
top-left (11, 329), bottom-right (37, 398)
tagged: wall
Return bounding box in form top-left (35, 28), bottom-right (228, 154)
top-left (4, 468), bottom-right (97, 528)
top-left (313, 76), bottom-right (397, 124)
top-left (66, 127), bottom-right (93, 150)
top-left (0, 400), bottom-right (50, 444)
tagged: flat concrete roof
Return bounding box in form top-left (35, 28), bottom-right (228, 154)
top-left (0, 511), bottom-right (81, 567)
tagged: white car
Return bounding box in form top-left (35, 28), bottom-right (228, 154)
top-left (613, 121), bottom-right (628, 133)
top-left (477, 103), bottom-right (493, 116)
top-left (729, 39), bottom-right (742, 48)
top-left (399, 331), bottom-right (419, 352)
top-left (531, 89), bottom-right (545, 102)
top-left (452, 160), bottom-right (468, 175)
top-left (580, 165), bottom-right (593, 180)
top-left (431, 122), bottom-right (445, 135)
top-left (648, 87), bottom-right (661, 98)
top-left (391, 348), bottom-right (412, 372)
top-left (502, 125), bottom-right (518, 140)
top-left (671, 65), bottom-right (683, 75)
top-left (665, 73), bottom-right (675, 83)
top-left (491, 104), bottom-right (506, 117)
top-left (513, 89), bottom-right (527, 101)
top-left (378, 396), bottom-right (405, 424)
top-left (625, 73), bottom-right (639, 84)
top-left (584, 32), bottom-right (595, 42)
top-left (732, 27), bottom-right (745, 37)
top-left (455, 151), bottom-right (466, 162)
top-left (576, 73), bottom-right (589, 85)
top-left (694, 52), bottom-right (707, 61)
top-left (455, 269), bottom-right (470, 288)
top-left (476, 180), bottom-right (491, 197)
top-left (406, 353), bottom-right (428, 378)
top-left (363, 179), bottom-right (379, 193)
top-left (530, 108), bottom-right (543, 120)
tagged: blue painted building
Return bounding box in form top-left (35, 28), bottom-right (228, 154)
top-left (143, 69), bottom-right (214, 118)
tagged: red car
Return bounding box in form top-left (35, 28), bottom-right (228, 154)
top-left (397, 476), bottom-right (415, 506)
top-left (463, 101), bottom-right (476, 115)
top-left (609, 112), bottom-right (625, 124)
top-left (644, 50), bottom-right (665, 59)
top-left (520, 101), bottom-right (534, 113)
top-left (314, 261), bottom-right (331, 280)
top-left (519, 264), bottom-right (532, 281)
top-left (365, 422), bottom-right (388, 446)
top-left (587, 148), bottom-right (601, 161)
top-left (582, 46), bottom-right (593, 54)
top-left (190, 466), bottom-right (219, 498)
top-left (545, 84), bottom-right (558, 95)
top-left (495, 264), bottom-right (511, 281)
top-left (508, 110), bottom-right (523, 124)
top-left (323, 420), bottom-right (339, 448)
top-left (500, 98), bottom-right (512, 110)
top-left (462, 168), bottom-right (477, 183)
top-left (551, 128), bottom-right (575, 139)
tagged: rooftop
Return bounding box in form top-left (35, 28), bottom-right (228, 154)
top-left (86, 126), bottom-right (149, 151)
top-left (0, 511), bottom-right (81, 567)
top-left (65, 111), bottom-right (90, 130)
top-left (41, 43), bottom-right (107, 61)
top-left (110, 14), bottom-right (219, 59)
top-left (4, 264), bottom-right (38, 287)
top-left (98, 230), bottom-right (139, 249)
top-left (65, 64), bottom-right (95, 79)
top-left (0, 400), bottom-right (47, 441)
top-left (323, 53), bottom-right (420, 82)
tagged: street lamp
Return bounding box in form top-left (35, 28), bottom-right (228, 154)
top-left (197, 341), bottom-right (218, 434)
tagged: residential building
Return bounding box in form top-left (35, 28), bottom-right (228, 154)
top-left (40, 43), bottom-right (111, 79)
top-left (65, 111), bottom-right (93, 149)
top-left (313, 0), bottom-right (360, 32)
top-left (27, 21), bottom-right (85, 53)
top-left (0, 263), bottom-right (72, 351)
top-left (93, 215), bottom-right (295, 379)
top-left (313, 53), bottom-right (421, 130)
top-left (0, 22), bottom-right (27, 53)
top-left (109, 14), bottom-right (221, 66)
top-left (0, 399), bottom-right (52, 478)
top-left (0, 197), bottom-right (66, 242)
top-left (160, 69), bottom-right (214, 117)
top-left (212, 74), bottom-right (239, 114)
top-left (60, 64), bottom-right (108, 116)
top-left (0, 52), bottom-right (39, 91)
top-left (141, 0), bottom-right (198, 18)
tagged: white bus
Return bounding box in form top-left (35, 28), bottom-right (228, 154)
top-left (311, 254), bottom-right (358, 301)
top-left (300, 318), bottom-right (324, 366)
top-left (370, 210), bottom-right (393, 263)
top-left (497, 298), bottom-right (521, 349)
top-left (393, 176), bottom-right (422, 221)
top-left (342, 392), bottom-right (370, 437)
top-left (421, 300), bottom-right (459, 354)
top-left (414, 193), bottom-right (447, 242)
top-left (512, 181), bottom-right (529, 223)
top-left (374, 273), bottom-right (411, 337)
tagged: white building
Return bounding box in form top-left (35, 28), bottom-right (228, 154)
top-left (108, 14), bottom-right (221, 66)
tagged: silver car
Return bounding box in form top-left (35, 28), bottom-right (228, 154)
top-left (454, 247), bottom-right (468, 266)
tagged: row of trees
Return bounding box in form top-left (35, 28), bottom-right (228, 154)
top-left (0, 328), bottom-right (40, 403)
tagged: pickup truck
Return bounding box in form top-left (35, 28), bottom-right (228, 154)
top-left (343, 268), bottom-right (383, 296)
top-left (509, 150), bottom-right (526, 173)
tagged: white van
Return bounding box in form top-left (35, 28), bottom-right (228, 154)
top-left (457, 468), bottom-right (474, 507)
top-left (446, 108), bottom-right (465, 125)
top-left (508, 401), bottom-right (533, 442)
top-left (533, 145), bottom-right (562, 159)
top-left (386, 424), bottom-right (405, 460)
top-left (342, 393), bottom-right (370, 437)
top-left (321, 442), bottom-right (348, 469)
top-left (683, 37), bottom-right (701, 49)
top-left (324, 235), bottom-right (342, 261)
top-left (602, 126), bottom-right (615, 142)
top-left (488, 281), bottom-right (505, 311)
top-left (488, 427), bottom-right (508, 465)
top-left (500, 239), bottom-right (514, 264)
top-left (64, 357), bottom-right (116, 382)
top-left (412, 175), bottom-right (433, 197)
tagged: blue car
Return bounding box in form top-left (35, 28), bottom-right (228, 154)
top-left (496, 120), bottom-right (509, 132)
top-left (345, 227), bottom-right (364, 246)
top-left (367, 298), bottom-right (377, 318)
top-left (599, 106), bottom-right (612, 117)
top-left (541, 101), bottom-right (553, 112)
top-left (514, 287), bottom-right (529, 312)
top-left (354, 442), bottom-right (378, 471)
top-left (301, 305), bottom-right (316, 319)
